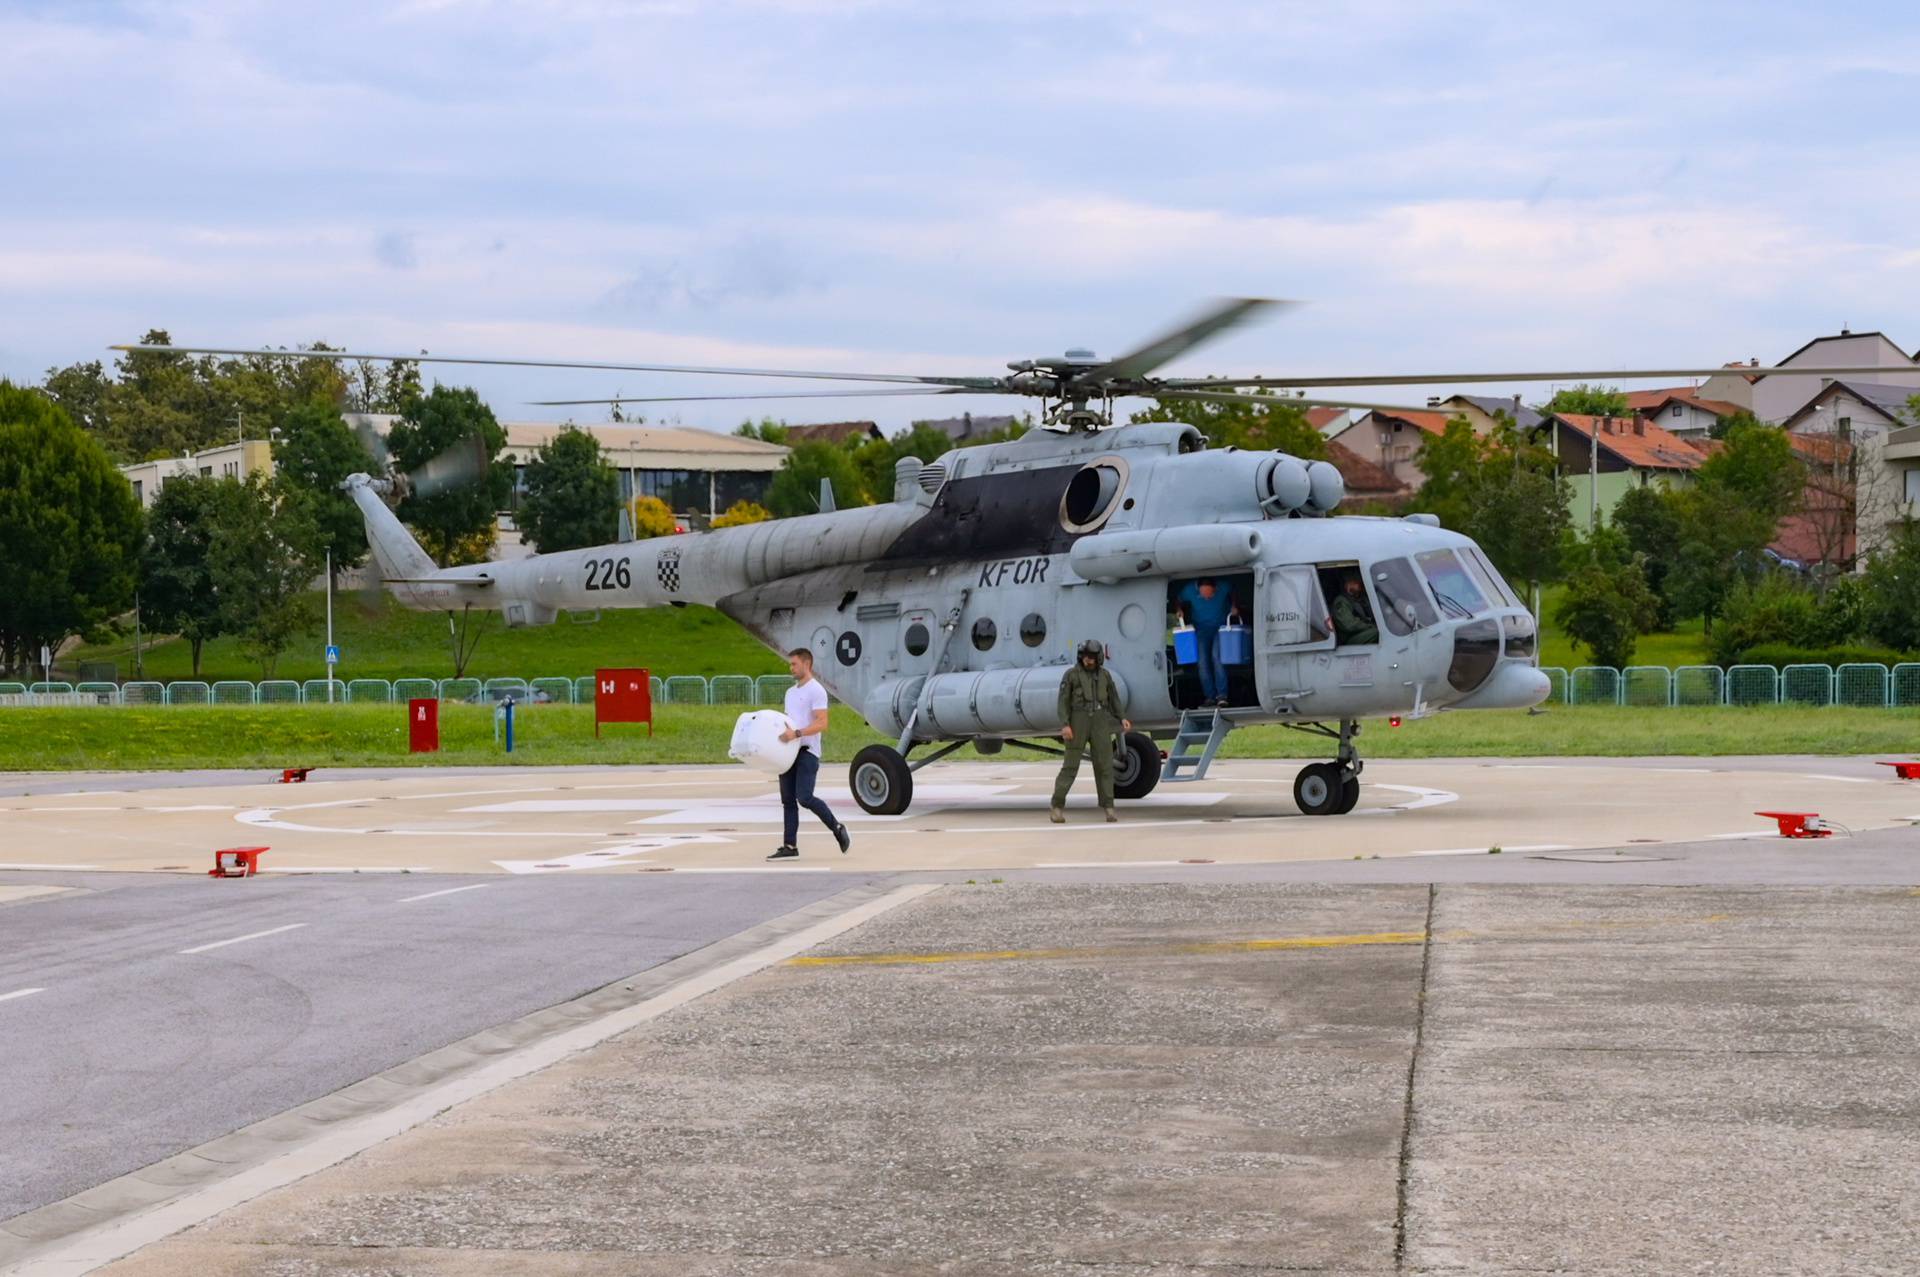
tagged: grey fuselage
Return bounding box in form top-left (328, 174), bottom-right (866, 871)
top-left (349, 421), bottom-right (1549, 743)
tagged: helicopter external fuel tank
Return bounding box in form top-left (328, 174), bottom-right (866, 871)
top-left (1067, 525), bottom-right (1262, 582)
top-left (864, 665), bottom-right (1133, 742)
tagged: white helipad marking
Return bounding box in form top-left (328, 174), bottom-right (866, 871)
top-left (261, 866), bottom-right (432, 874)
top-left (399, 883), bottom-right (491, 903)
top-left (1802, 773), bottom-right (1875, 784)
top-left (0, 863), bottom-right (100, 871)
top-left (22, 805), bottom-right (124, 812)
top-left (236, 808), bottom-right (623, 839)
top-left (493, 834), bottom-right (727, 875)
top-left (1409, 843), bottom-right (1573, 857)
top-left (1356, 784), bottom-right (1459, 814)
top-left (148, 805), bottom-right (238, 813)
top-left (669, 865), bottom-right (832, 873)
top-left (179, 923), bottom-right (307, 955)
top-left (1650, 767), bottom-right (1714, 774)
top-left (0, 987), bottom-right (46, 1004)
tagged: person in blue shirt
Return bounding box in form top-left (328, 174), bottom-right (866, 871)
top-left (1176, 578), bottom-right (1240, 706)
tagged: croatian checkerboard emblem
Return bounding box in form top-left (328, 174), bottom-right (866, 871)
top-left (836, 630), bottom-right (863, 666)
top-left (656, 549), bottom-right (681, 593)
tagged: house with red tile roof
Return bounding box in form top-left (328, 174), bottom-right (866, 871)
top-left (1324, 439), bottom-right (1411, 508)
top-left (1324, 407), bottom-right (1464, 490)
top-left (1534, 412), bottom-right (1703, 531)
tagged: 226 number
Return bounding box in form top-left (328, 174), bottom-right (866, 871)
top-left (584, 557), bottom-right (631, 591)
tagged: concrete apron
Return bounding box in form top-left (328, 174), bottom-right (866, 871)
top-left (70, 880), bottom-right (1920, 1276)
top-left (1, 757), bottom-right (1916, 875)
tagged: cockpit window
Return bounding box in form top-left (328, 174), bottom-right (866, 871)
top-left (1415, 549), bottom-right (1490, 619)
top-left (1371, 557), bottom-right (1439, 637)
top-left (1462, 547), bottom-right (1522, 609)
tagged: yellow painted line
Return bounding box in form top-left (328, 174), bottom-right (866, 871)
top-left (785, 930), bottom-right (1430, 968)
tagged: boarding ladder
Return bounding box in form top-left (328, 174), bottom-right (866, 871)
top-left (1161, 707), bottom-right (1236, 783)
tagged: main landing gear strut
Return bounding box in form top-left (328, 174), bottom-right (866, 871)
top-left (1285, 717), bottom-right (1362, 816)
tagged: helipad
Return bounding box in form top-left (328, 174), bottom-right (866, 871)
top-left (1, 755), bottom-right (1913, 875)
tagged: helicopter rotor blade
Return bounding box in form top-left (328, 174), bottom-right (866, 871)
top-left (1162, 364), bottom-right (1912, 390)
top-left (1155, 388), bottom-right (1446, 415)
top-left (107, 343), bottom-right (1004, 389)
top-left (1083, 297), bottom-right (1293, 384)
top-left (528, 387), bottom-right (981, 406)
top-left (407, 433), bottom-right (491, 500)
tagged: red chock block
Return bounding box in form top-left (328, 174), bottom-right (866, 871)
top-left (1876, 761), bottom-right (1920, 780)
top-left (279, 767), bottom-right (313, 784)
top-left (210, 846), bottom-right (269, 877)
top-left (1755, 811), bottom-right (1831, 839)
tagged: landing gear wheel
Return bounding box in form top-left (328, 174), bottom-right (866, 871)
top-left (1334, 772), bottom-right (1361, 815)
top-left (1112, 731), bottom-right (1162, 801)
top-left (850, 745), bottom-right (913, 816)
top-left (1293, 762), bottom-right (1344, 817)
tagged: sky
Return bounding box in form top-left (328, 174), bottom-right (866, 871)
top-left (4, 0), bottom-right (1919, 433)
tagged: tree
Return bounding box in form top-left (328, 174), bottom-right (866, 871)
top-left (518, 427), bottom-right (620, 553)
top-left (711, 500), bottom-right (773, 528)
top-left (139, 476), bottom-right (231, 677)
top-left (1542, 384), bottom-right (1629, 417)
top-left (1611, 485), bottom-right (1683, 627)
top-left (1470, 466), bottom-right (1571, 611)
top-left (1860, 523), bottom-right (1920, 653)
top-left (734, 417), bottom-right (789, 444)
top-left (628, 495), bottom-right (679, 538)
top-left (1708, 407), bottom-right (1762, 441)
top-left (385, 386), bottom-right (510, 566)
top-left (273, 399), bottom-right (373, 583)
top-left (209, 476), bottom-right (319, 678)
top-left (1554, 555), bottom-right (1659, 668)
top-left (1667, 421), bottom-right (1805, 633)
top-left (767, 441), bottom-right (870, 518)
top-left (0, 385), bottom-right (143, 677)
top-left (1409, 417), bottom-right (1488, 534)
top-left (1130, 390), bottom-right (1328, 458)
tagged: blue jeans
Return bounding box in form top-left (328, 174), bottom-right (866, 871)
top-left (1193, 627), bottom-right (1225, 701)
top-left (780, 749), bottom-right (839, 846)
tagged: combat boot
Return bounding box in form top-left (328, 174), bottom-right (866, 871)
top-left (1049, 805), bottom-right (1065, 824)
top-left (1102, 807), bottom-right (1118, 823)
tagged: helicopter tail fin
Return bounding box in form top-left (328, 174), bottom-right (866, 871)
top-left (342, 473), bottom-right (439, 583)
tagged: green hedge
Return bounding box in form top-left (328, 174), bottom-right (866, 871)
top-left (1735, 644), bottom-right (1916, 670)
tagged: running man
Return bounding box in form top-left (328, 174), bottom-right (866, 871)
top-left (768, 648), bottom-right (851, 861)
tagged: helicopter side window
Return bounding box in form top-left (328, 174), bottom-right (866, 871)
top-left (1262, 566), bottom-right (1332, 648)
top-left (1371, 558), bottom-right (1438, 637)
top-left (1019, 613), bottom-right (1047, 647)
top-left (904, 622), bottom-right (930, 657)
top-left (972, 617), bottom-right (997, 651)
top-left (1414, 549), bottom-right (1489, 620)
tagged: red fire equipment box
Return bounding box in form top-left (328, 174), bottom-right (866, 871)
top-left (408, 697), bottom-right (440, 753)
top-left (595, 667), bottom-right (653, 737)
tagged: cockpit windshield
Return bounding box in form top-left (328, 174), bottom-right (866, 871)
top-left (1415, 549), bottom-right (1490, 619)
top-left (1371, 557), bottom-right (1439, 636)
top-left (1460, 547), bottom-right (1522, 609)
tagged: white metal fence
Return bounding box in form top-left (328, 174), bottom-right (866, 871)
top-left (1, 665), bottom-right (1914, 708)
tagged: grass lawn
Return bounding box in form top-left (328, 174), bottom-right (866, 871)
top-left (69, 593), bottom-right (784, 684)
top-left (0, 703), bottom-right (1909, 773)
top-left (1535, 585), bottom-right (1712, 671)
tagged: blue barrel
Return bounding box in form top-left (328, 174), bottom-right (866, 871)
top-left (1172, 626), bottom-right (1199, 665)
top-left (1217, 624), bottom-right (1252, 666)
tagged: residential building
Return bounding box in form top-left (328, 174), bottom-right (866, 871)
top-left (1700, 330), bottom-right (1920, 424)
top-left (1325, 408), bottom-right (1460, 489)
top-left (1431, 394), bottom-right (1542, 434)
top-left (1858, 424), bottom-right (1920, 559)
top-left (1324, 439), bottom-right (1411, 509)
top-left (1631, 391), bottom-right (1745, 441)
top-left (782, 420), bottom-right (884, 445)
top-left (919, 412), bottom-right (1019, 444)
top-left (1534, 412), bottom-right (1702, 531)
top-left (118, 439), bottom-right (275, 508)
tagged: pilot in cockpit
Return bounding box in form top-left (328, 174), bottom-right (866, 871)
top-left (1331, 572), bottom-right (1379, 646)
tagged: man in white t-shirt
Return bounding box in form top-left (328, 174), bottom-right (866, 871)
top-left (768, 647), bottom-right (850, 860)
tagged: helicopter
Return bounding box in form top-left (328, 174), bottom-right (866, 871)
top-left (119, 300), bottom-right (1907, 818)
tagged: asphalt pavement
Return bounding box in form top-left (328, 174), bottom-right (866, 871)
top-left (0, 869), bottom-right (873, 1222)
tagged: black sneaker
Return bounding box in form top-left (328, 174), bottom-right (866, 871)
top-left (832, 824), bottom-right (851, 854)
top-left (766, 845), bottom-right (799, 861)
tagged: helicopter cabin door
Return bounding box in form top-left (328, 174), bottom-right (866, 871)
top-left (1255, 565), bottom-right (1333, 708)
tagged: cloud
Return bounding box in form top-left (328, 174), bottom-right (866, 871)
top-left (374, 232), bottom-right (419, 270)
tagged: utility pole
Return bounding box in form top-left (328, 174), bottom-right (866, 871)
top-left (325, 549), bottom-right (335, 703)
top-left (1591, 414), bottom-right (1603, 535)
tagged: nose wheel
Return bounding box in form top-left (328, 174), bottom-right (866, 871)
top-left (1288, 718), bottom-right (1363, 816)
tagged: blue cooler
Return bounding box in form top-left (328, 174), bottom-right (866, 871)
top-left (1217, 623), bottom-right (1252, 666)
top-left (1172, 625), bottom-right (1199, 665)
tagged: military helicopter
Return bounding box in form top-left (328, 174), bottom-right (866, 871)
top-left (119, 300), bottom-right (1901, 818)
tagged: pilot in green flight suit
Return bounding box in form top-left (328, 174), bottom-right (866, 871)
top-left (1051, 639), bottom-right (1131, 824)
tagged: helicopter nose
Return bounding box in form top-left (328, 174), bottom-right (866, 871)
top-left (1449, 662), bottom-right (1552, 711)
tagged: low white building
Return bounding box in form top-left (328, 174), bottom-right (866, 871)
top-left (118, 439), bottom-right (275, 508)
top-left (1700, 330), bottom-right (1920, 424)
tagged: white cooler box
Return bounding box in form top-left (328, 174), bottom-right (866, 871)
top-left (729, 710), bottom-right (802, 776)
